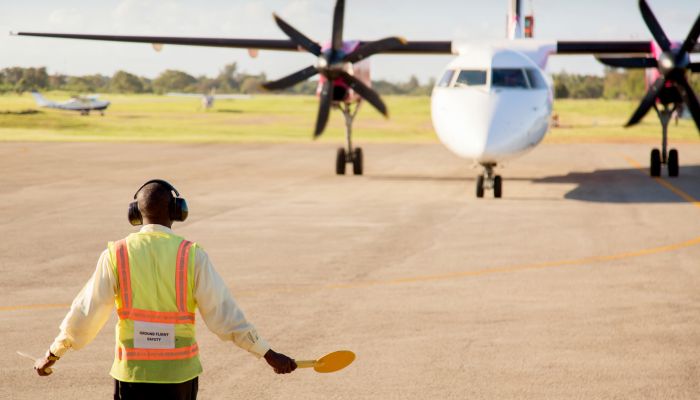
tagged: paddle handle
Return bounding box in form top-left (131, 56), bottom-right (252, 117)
top-left (295, 360), bottom-right (316, 368)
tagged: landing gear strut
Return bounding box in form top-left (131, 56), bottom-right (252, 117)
top-left (650, 104), bottom-right (679, 177)
top-left (335, 102), bottom-right (363, 176)
top-left (476, 163), bottom-right (502, 199)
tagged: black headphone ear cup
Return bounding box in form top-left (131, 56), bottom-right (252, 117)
top-left (128, 201), bottom-right (143, 226)
top-left (171, 198), bottom-right (188, 222)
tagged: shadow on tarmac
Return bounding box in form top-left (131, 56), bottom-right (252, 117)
top-left (369, 165), bottom-right (700, 204)
top-left (535, 165), bottom-right (700, 204)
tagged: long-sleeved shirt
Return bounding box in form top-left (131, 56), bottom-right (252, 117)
top-left (49, 224), bottom-right (270, 359)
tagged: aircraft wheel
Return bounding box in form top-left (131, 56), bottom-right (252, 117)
top-left (668, 148), bottom-right (679, 177)
top-left (352, 148), bottom-right (363, 175)
top-left (336, 148), bottom-right (346, 175)
top-left (650, 149), bottom-right (661, 177)
top-left (476, 176), bottom-right (485, 198)
top-left (494, 175), bottom-right (503, 198)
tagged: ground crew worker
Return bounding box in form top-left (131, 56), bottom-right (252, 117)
top-left (34, 179), bottom-right (296, 399)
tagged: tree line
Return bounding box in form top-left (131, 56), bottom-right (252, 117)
top-left (0, 63), bottom-right (435, 96)
top-left (553, 69), bottom-right (700, 100)
top-left (1, 64), bottom-right (698, 98)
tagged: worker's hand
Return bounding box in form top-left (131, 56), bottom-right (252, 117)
top-left (34, 350), bottom-right (58, 377)
top-left (264, 349), bottom-right (297, 374)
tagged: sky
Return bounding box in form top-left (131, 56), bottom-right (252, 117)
top-left (1, 0), bottom-right (698, 83)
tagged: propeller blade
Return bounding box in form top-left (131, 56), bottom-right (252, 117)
top-left (273, 13), bottom-right (322, 56)
top-left (626, 77), bottom-right (666, 127)
top-left (675, 75), bottom-right (700, 131)
top-left (331, 0), bottom-right (345, 53)
top-left (338, 71), bottom-right (388, 117)
top-left (596, 57), bottom-right (658, 69)
top-left (314, 79), bottom-right (333, 138)
top-left (679, 13), bottom-right (700, 56)
top-left (262, 65), bottom-right (319, 91)
top-left (638, 0), bottom-right (672, 51)
top-left (689, 63), bottom-right (700, 73)
top-left (343, 37), bottom-right (408, 63)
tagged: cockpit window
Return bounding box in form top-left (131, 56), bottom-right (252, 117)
top-left (437, 70), bottom-right (455, 87)
top-left (455, 70), bottom-right (487, 87)
top-left (492, 68), bottom-right (528, 89)
top-left (525, 69), bottom-right (545, 89)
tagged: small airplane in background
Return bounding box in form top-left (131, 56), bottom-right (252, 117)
top-left (166, 90), bottom-right (252, 110)
top-left (14, 0), bottom-right (700, 197)
top-left (31, 91), bottom-right (110, 116)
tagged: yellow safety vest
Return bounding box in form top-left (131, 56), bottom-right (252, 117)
top-left (108, 231), bottom-right (202, 383)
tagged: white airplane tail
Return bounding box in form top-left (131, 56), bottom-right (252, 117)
top-left (507, 0), bottom-right (523, 39)
top-left (507, 0), bottom-right (534, 39)
top-left (31, 91), bottom-right (52, 107)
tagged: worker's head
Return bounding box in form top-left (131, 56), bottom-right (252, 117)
top-left (128, 179), bottom-right (188, 227)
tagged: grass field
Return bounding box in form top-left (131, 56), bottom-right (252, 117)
top-left (0, 91), bottom-right (697, 143)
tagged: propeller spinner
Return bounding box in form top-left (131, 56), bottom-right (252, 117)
top-left (261, 0), bottom-right (406, 137)
top-left (597, 0), bottom-right (700, 131)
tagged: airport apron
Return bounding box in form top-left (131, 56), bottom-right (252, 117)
top-left (108, 232), bottom-right (202, 383)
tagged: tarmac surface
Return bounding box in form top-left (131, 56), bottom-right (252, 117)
top-left (1, 141), bottom-right (699, 399)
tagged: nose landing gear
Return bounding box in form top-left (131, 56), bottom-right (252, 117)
top-left (476, 163), bottom-right (502, 198)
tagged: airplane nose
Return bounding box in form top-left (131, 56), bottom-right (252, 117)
top-left (480, 92), bottom-right (548, 160)
top-left (431, 89), bottom-right (492, 158)
top-left (483, 103), bottom-right (524, 155)
top-left (432, 88), bottom-right (549, 162)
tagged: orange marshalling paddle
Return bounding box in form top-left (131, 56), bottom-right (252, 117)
top-left (295, 350), bottom-right (355, 373)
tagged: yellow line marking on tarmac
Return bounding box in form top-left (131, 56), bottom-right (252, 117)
top-left (4, 155), bottom-right (699, 311)
top-left (622, 155), bottom-right (700, 209)
top-left (322, 235), bottom-right (700, 290)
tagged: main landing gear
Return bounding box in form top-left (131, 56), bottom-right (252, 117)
top-left (335, 102), bottom-right (363, 176)
top-left (650, 104), bottom-right (679, 178)
top-left (476, 163), bottom-right (502, 199)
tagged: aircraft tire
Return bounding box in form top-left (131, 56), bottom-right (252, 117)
top-left (352, 148), bottom-right (363, 175)
top-left (668, 149), bottom-right (679, 177)
top-left (476, 176), bottom-right (485, 198)
top-left (336, 148), bottom-right (346, 175)
top-left (494, 175), bottom-right (503, 198)
top-left (650, 149), bottom-right (661, 177)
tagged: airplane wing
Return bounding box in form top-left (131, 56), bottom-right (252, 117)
top-left (14, 32), bottom-right (453, 55)
top-left (14, 32), bottom-right (300, 51)
top-left (18, 32), bottom-right (699, 56)
top-left (555, 41), bottom-right (652, 54)
top-left (555, 41), bottom-right (698, 55)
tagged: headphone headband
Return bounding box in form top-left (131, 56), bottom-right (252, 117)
top-left (133, 179), bottom-right (180, 199)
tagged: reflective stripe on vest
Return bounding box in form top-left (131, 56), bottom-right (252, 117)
top-left (115, 238), bottom-right (198, 360)
top-left (118, 343), bottom-right (199, 361)
top-left (175, 240), bottom-right (192, 313)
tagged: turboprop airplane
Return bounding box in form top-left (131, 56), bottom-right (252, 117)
top-left (31, 91), bottom-right (110, 116)
top-left (13, 0), bottom-right (700, 198)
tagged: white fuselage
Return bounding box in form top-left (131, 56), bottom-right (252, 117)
top-left (431, 42), bottom-right (553, 165)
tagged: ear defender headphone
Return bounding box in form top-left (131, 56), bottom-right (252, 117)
top-left (128, 179), bottom-right (189, 226)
